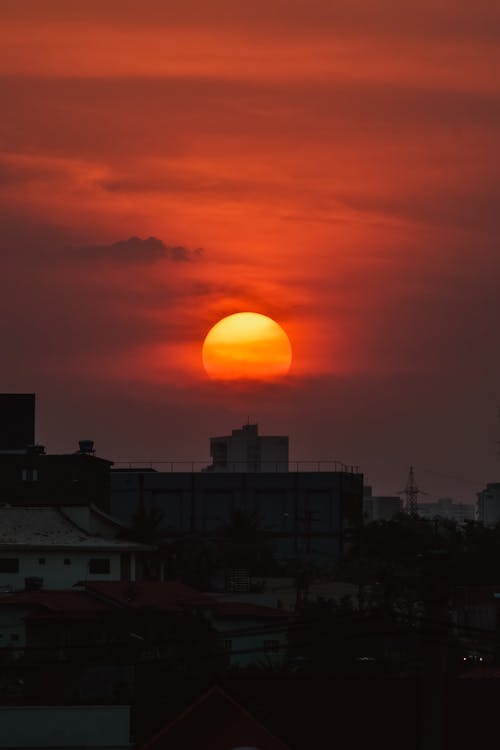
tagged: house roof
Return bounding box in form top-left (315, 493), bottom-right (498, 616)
top-left (213, 601), bottom-right (290, 619)
top-left (0, 506), bottom-right (153, 551)
top-left (139, 685), bottom-right (290, 750)
top-left (0, 589), bottom-right (115, 614)
top-left (78, 581), bottom-right (214, 611)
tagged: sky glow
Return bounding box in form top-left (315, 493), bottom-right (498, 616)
top-left (1, 1), bottom-right (499, 500)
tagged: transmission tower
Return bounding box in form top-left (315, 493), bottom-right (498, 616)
top-left (399, 465), bottom-right (426, 516)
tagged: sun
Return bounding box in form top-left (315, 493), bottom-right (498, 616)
top-left (202, 312), bottom-right (292, 380)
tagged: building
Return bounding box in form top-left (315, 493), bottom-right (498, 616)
top-left (205, 422), bottom-right (289, 472)
top-left (111, 468), bottom-right (363, 563)
top-left (0, 582), bottom-right (290, 675)
top-left (0, 393), bottom-right (112, 511)
top-left (477, 483), bottom-right (500, 526)
top-left (0, 393), bottom-right (35, 452)
top-left (0, 451), bottom-right (113, 511)
top-left (207, 600), bottom-right (289, 667)
top-left (363, 487), bottom-right (402, 522)
top-left (417, 497), bottom-right (475, 524)
top-left (0, 506), bottom-right (152, 590)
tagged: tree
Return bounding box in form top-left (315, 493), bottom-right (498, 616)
top-left (221, 510), bottom-right (275, 575)
top-left (126, 504), bottom-right (164, 544)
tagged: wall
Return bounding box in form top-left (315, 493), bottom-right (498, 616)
top-left (0, 705), bottom-right (130, 749)
top-left (0, 606), bottom-right (29, 648)
top-left (0, 550), bottom-right (123, 591)
top-left (110, 470), bottom-right (363, 562)
top-left (213, 616), bottom-right (288, 668)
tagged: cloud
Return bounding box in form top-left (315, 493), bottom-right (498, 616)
top-left (74, 236), bottom-right (203, 263)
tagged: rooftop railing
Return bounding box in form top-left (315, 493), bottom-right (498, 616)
top-left (111, 460), bottom-right (361, 474)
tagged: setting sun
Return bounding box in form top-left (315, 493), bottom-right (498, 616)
top-left (202, 312), bottom-right (292, 380)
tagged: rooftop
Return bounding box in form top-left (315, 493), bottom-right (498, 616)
top-left (139, 685), bottom-right (290, 750)
top-left (0, 506), bottom-right (152, 551)
top-left (77, 581), bottom-right (215, 610)
top-left (0, 589), bottom-right (115, 614)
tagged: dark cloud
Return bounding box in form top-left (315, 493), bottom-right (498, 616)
top-left (74, 236), bottom-right (202, 263)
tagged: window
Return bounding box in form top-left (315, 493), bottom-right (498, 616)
top-left (21, 468), bottom-right (38, 482)
top-left (263, 639), bottom-right (279, 653)
top-left (89, 558), bottom-right (110, 575)
top-left (222, 639), bottom-right (232, 652)
top-left (63, 558), bottom-right (71, 566)
top-left (0, 559), bottom-right (19, 573)
top-left (38, 558), bottom-right (45, 565)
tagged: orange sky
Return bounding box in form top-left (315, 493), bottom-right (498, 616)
top-left (1, 1), bottom-right (499, 500)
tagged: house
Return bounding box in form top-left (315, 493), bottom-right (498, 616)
top-left (0, 506), bottom-right (153, 590)
top-left (209, 601), bottom-right (289, 668)
top-left (139, 685), bottom-right (290, 750)
top-left (78, 581), bottom-right (291, 668)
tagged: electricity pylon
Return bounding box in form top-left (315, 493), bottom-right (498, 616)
top-left (399, 465), bottom-right (426, 516)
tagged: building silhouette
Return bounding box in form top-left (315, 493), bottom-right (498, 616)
top-left (205, 422), bottom-right (289, 472)
top-left (111, 424), bottom-right (362, 563)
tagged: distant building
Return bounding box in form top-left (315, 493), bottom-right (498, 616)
top-left (205, 422), bottom-right (289, 472)
top-left (417, 497), bottom-right (475, 525)
top-left (363, 487), bottom-right (402, 522)
top-left (0, 506), bottom-right (152, 590)
top-left (477, 483), bottom-right (500, 526)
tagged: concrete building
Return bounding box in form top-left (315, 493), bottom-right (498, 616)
top-left (477, 483), bottom-right (500, 526)
top-left (0, 506), bottom-right (151, 591)
top-left (417, 497), bottom-right (475, 524)
top-left (111, 469), bottom-right (363, 563)
top-left (205, 422), bottom-right (289, 472)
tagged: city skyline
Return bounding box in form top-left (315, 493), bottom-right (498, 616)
top-left (1, 1), bottom-right (499, 502)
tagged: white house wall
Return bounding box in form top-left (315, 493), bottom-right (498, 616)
top-left (0, 551), bottom-right (124, 591)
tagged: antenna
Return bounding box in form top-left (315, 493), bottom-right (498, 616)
top-left (399, 466), bottom-right (427, 516)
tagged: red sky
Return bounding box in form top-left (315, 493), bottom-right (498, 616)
top-left (1, 0), bottom-right (499, 501)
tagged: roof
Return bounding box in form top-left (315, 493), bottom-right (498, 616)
top-left (213, 601), bottom-right (290, 619)
top-left (0, 589), bottom-right (115, 614)
top-left (139, 685), bottom-right (290, 750)
top-left (78, 581), bottom-right (214, 610)
top-left (0, 506), bottom-right (153, 551)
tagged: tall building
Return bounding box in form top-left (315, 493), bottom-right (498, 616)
top-left (477, 483), bottom-right (500, 526)
top-left (206, 422), bottom-right (289, 472)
